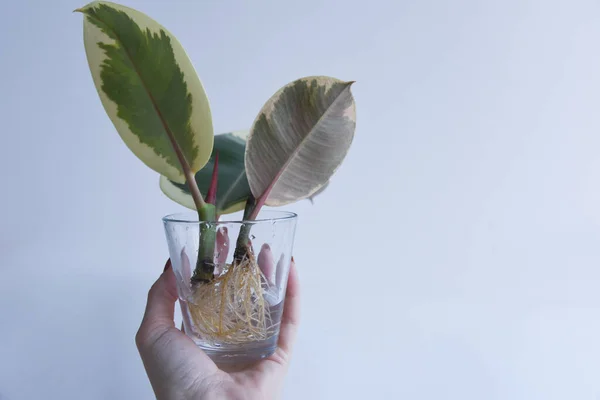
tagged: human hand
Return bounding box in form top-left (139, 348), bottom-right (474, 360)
top-left (135, 258), bottom-right (300, 400)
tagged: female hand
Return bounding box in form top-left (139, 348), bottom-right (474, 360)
top-left (135, 258), bottom-right (300, 400)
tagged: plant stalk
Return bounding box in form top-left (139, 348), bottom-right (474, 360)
top-left (174, 146), bottom-right (218, 284)
top-left (233, 195), bottom-right (256, 263)
top-left (191, 203), bottom-right (217, 284)
top-left (179, 167), bottom-right (216, 284)
top-left (190, 153), bottom-right (220, 284)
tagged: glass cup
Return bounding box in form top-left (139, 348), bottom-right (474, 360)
top-left (163, 210), bottom-right (297, 364)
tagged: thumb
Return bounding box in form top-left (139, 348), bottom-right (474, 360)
top-left (136, 259), bottom-right (178, 346)
top-left (135, 260), bottom-right (220, 399)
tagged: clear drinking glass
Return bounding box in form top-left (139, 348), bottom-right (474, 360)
top-left (163, 210), bottom-right (297, 364)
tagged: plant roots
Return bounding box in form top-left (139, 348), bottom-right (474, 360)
top-left (187, 251), bottom-right (276, 345)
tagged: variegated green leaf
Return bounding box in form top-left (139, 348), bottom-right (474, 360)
top-left (160, 131), bottom-right (250, 215)
top-left (77, 1), bottom-right (213, 183)
top-left (245, 76), bottom-right (356, 207)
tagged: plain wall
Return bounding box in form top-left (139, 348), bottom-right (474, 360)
top-left (1, 0), bottom-right (600, 399)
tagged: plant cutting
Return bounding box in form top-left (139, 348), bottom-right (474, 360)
top-left (76, 0), bottom-right (356, 362)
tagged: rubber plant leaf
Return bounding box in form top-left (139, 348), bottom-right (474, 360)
top-left (308, 181), bottom-right (329, 204)
top-left (160, 131), bottom-right (251, 215)
top-left (245, 76), bottom-right (356, 208)
top-left (76, 1), bottom-right (214, 183)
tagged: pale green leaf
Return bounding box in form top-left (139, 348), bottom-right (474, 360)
top-left (77, 1), bottom-right (213, 183)
top-left (245, 76), bottom-right (356, 206)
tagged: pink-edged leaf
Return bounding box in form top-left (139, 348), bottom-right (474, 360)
top-left (245, 76), bottom-right (356, 219)
top-left (308, 180), bottom-right (330, 204)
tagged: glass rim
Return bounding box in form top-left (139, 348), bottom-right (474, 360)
top-left (162, 210), bottom-right (298, 225)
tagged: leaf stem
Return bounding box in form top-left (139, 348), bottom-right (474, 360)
top-left (247, 192), bottom-right (266, 221)
top-left (205, 152), bottom-right (219, 205)
top-left (191, 156), bottom-right (220, 284)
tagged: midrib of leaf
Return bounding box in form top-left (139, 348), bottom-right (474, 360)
top-left (84, 10), bottom-right (205, 209)
top-left (249, 82), bottom-right (352, 219)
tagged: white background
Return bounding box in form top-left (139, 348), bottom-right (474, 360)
top-left (2, 0), bottom-right (600, 399)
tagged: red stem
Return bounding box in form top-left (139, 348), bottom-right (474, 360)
top-left (205, 151), bottom-right (219, 205)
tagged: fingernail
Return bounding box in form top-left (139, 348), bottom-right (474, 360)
top-left (291, 256), bottom-right (295, 263)
top-left (163, 259), bottom-right (172, 272)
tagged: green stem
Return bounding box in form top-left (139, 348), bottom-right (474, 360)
top-left (233, 196), bottom-right (256, 262)
top-left (191, 203), bottom-right (217, 284)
